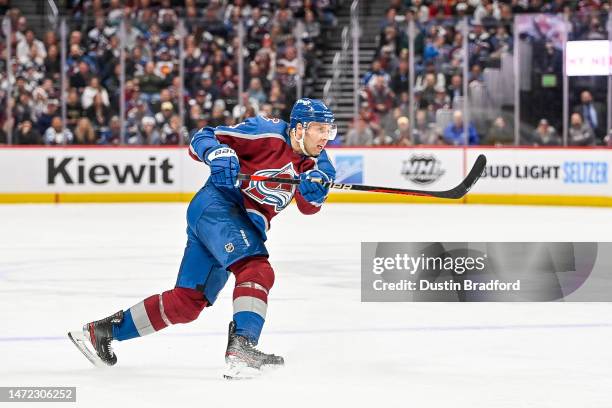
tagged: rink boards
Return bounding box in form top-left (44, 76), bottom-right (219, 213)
top-left (0, 146), bottom-right (610, 207)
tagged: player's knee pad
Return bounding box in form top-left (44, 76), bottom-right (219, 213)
top-left (160, 287), bottom-right (208, 324)
top-left (230, 256), bottom-right (275, 292)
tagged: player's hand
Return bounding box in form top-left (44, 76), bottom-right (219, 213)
top-left (204, 144), bottom-right (240, 188)
top-left (299, 169), bottom-right (332, 205)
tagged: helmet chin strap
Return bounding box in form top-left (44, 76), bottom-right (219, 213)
top-left (298, 125), bottom-right (310, 156)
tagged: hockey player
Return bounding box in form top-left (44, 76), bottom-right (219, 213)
top-left (68, 98), bottom-right (337, 379)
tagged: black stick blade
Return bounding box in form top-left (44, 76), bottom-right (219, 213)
top-left (436, 154), bottom-right (487, 199)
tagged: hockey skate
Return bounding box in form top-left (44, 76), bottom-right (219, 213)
top-left (223, 321), bottom-right (284, 380)
top-left (67, 311), bottom-right (123, 368)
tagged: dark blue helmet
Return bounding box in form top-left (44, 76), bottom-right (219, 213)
top-left (289, 98), bottom-right (335, 130)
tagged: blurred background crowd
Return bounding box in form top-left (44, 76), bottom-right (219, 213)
top-left (0, 0), bottom-right (610, 146)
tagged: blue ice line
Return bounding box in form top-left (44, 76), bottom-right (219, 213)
top-left (2, 322), bottom-right (612, 343)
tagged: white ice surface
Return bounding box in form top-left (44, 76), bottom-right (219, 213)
top-left (0, 203), bottom-right (611, 408)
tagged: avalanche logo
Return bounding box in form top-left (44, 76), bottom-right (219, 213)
top-left (243, 163), bottom-right (297, 212)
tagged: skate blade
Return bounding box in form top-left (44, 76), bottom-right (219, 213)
top-left (222, 358), bottom-right (284, 380)
top-left (67, 330), bottom-right (108, 368)
top-left (223, 360), bottom-right (260, 380)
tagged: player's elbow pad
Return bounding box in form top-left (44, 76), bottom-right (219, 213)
top-left (189, 127), bottom-right (219, 162)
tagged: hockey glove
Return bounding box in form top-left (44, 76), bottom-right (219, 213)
top-left (204, 144), bottom-right (240, 188)
top-left (299, 169), bottom-right (332, 205)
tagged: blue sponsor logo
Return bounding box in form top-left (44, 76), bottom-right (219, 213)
top-left (562, 161), bottom-right (608, 184)
top-left (334, 155), bottom-right (363, 183)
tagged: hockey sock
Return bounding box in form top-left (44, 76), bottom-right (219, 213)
top-left (112, 287), bottom-right (207, 341)
top-left (230, 256), bottom-right (274, 344)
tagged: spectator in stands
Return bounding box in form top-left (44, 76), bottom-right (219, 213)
top-left (73, 117), bottom-right (97, 145)
top-left (156, 101), bottom-right (175, 128)
top-left (414, 109), bottom-right (442, 144)
top-left (17, 30), bottom-right (46, 65)
top-left (86, 94), bottom-right (111, 139)
top-left (573, 90), bottom-right (605, 141)
top-left (44, 116), bottom-right (73, 145)
top-left (138, 61), bottom-right (166, 103)
top-left (415, 62), bottom-right (445, 93)
top-left (367, 75), bottom-right (394, 119)
top-left (363, 60), bottom-right (389, 87)
top-left (529, 119), bottom-right (561, 146)
top-left (160, 115), bottom-right (187, 145)
top-left (483, 116), bottom-right (514, 145)
top-left (372, 126), bottom-right (394, 146)
top-left (134, 116), bottom-right (161, 145)
top-left (247, 78), bottom-right (267, 105)
top-left (568, 113), bottom-right (595, 146)
top-left (443, 110), bottom-right (479, 145)
top-left (13, 119), bottom-right (42, 145)
top-left (391, 58), bottom-right (410, 94)
top-left (346, 117), bottom-right (374, 146)
top-left (394, 116), bottom-right (414, 145)
top-left (65, 88), bottom-right (83, 131)
top-left (44, 44), bottom-right (61, 79)
top-left (36, 99), bottom-right (59, 135)
top-left (82, 77), bottom-right (110, 110)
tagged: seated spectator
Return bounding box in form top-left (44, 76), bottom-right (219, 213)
top-left (363, 60), bottom-right (389, 87)
top-left (367, 75), bottom-right (394, 119)
top-left (138, 61), bottom-right (166, 103)
top-left (346, 117), bottom-right (374, 146)
top-left (443, 110), bottom-right (479, 145)
top-left (394, 116), bottom-right (414, 145)
top-left (86, 94), bottom-right (111, 139)
top-left (247, 78), bottom-right (267, 105)
top-left (573, 90), bottom-right (605, 140)
top-left (65, 89), bottom-right (83, 131)
top-left (36, 99), bottom-right (60, 135)
top-left (372, 126), bottom-right (394, 146)
top-left (17, 30), bottom-right (46, 65)
top-left (81, 77), bottom-right (110, 110)
top-left (133, 116), bottom-right (161, 145)
top-left (415, 62), bottom-right (446, 93)
top-left (390, 59), bottom-right (410, 94)
top-left (160, 115), bottom-right (188, 145)
top-left (73, 117), bottom-right (97, 145)
top-left (414, 110), bottom-right (442, 145)
top-left (44, 116), bottom-right (74, 145)
top-left (568, 113), bottom-right (595, 146)
top-left (13, 119), bottom-right (42, 145)
top-left (529, 119), bottom-right (561, 146)
top-left (0, 128), bottom-right (6, 144)
top-left (446, 74), bottom-right (464, 106)
top-left (155, 101), bottom-right (175, 127)
top-left (483, 116), bottom-right (514, 145)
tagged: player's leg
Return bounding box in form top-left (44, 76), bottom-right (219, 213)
top-left (68, 230), bottom-right (225, 367)
top-left (192, 192), bottom-right (283, 377)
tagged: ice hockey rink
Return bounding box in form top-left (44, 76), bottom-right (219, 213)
top-left (1, 202), bottom-right (611, 408)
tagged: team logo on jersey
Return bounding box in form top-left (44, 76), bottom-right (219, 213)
top-left (243, 163), bottom-right (297, 212)
top-left (225, 243), bottom-right (235, 253)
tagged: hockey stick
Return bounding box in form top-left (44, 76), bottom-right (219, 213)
top-left (237, 154), bottom-right (487, 199)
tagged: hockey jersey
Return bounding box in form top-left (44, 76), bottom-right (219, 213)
top-left (189, 115), bottom-right (334, 237)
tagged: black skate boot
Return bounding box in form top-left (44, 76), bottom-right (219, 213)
top-left (223, 321), bottom-right (284, 379)
top-left (67, 310), bottom-right (123, 367)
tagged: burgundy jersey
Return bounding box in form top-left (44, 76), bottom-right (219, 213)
top-left (189, 115), bottom-right (334, 235)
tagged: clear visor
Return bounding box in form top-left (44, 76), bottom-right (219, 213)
top-left (305, 121), bottom-right (338, 141)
